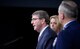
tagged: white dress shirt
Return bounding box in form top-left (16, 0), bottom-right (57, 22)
top-left (53, 37), bottom-right (57, 47)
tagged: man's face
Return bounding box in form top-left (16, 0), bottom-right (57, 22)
top-left (31, 15), bottom-right (42, 32)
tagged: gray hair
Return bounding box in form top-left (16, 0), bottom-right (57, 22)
top-left (32, 10), bottom-right (49, 24)
top-left (58, 1), bottom-right (78, 18)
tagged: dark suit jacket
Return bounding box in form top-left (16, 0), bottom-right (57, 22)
top-left (36, 26), bottom-right (57, 49)
top-left (56, 20), bottom-right (80, 49)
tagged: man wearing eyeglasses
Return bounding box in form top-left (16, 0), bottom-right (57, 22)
top-left (31, 10), bottom-right (57, 49)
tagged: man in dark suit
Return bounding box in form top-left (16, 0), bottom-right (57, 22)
top-left (31, 10), bottom-right (57, 49)
top-left (56, 0), bottom-right (80, 49)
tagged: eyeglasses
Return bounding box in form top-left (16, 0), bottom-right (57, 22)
top-left (31, 18), bottom-right (40, 21)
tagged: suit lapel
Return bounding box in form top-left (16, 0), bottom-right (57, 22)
top-left (38, 26), bottom-right (48, 43)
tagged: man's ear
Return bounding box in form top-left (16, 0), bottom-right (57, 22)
top-left (60, 12), bottom-right (65, 20)
top-left (41, 18), bottom-right (45, 24)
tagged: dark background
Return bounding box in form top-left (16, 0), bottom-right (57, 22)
top-left (0, 0), bottom-right (80, 49)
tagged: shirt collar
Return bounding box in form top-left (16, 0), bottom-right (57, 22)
top-left (63, 20), bottom-right (75, 30)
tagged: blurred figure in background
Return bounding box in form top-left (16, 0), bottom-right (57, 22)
top-left (49, 15), bottom-right (62, 48)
